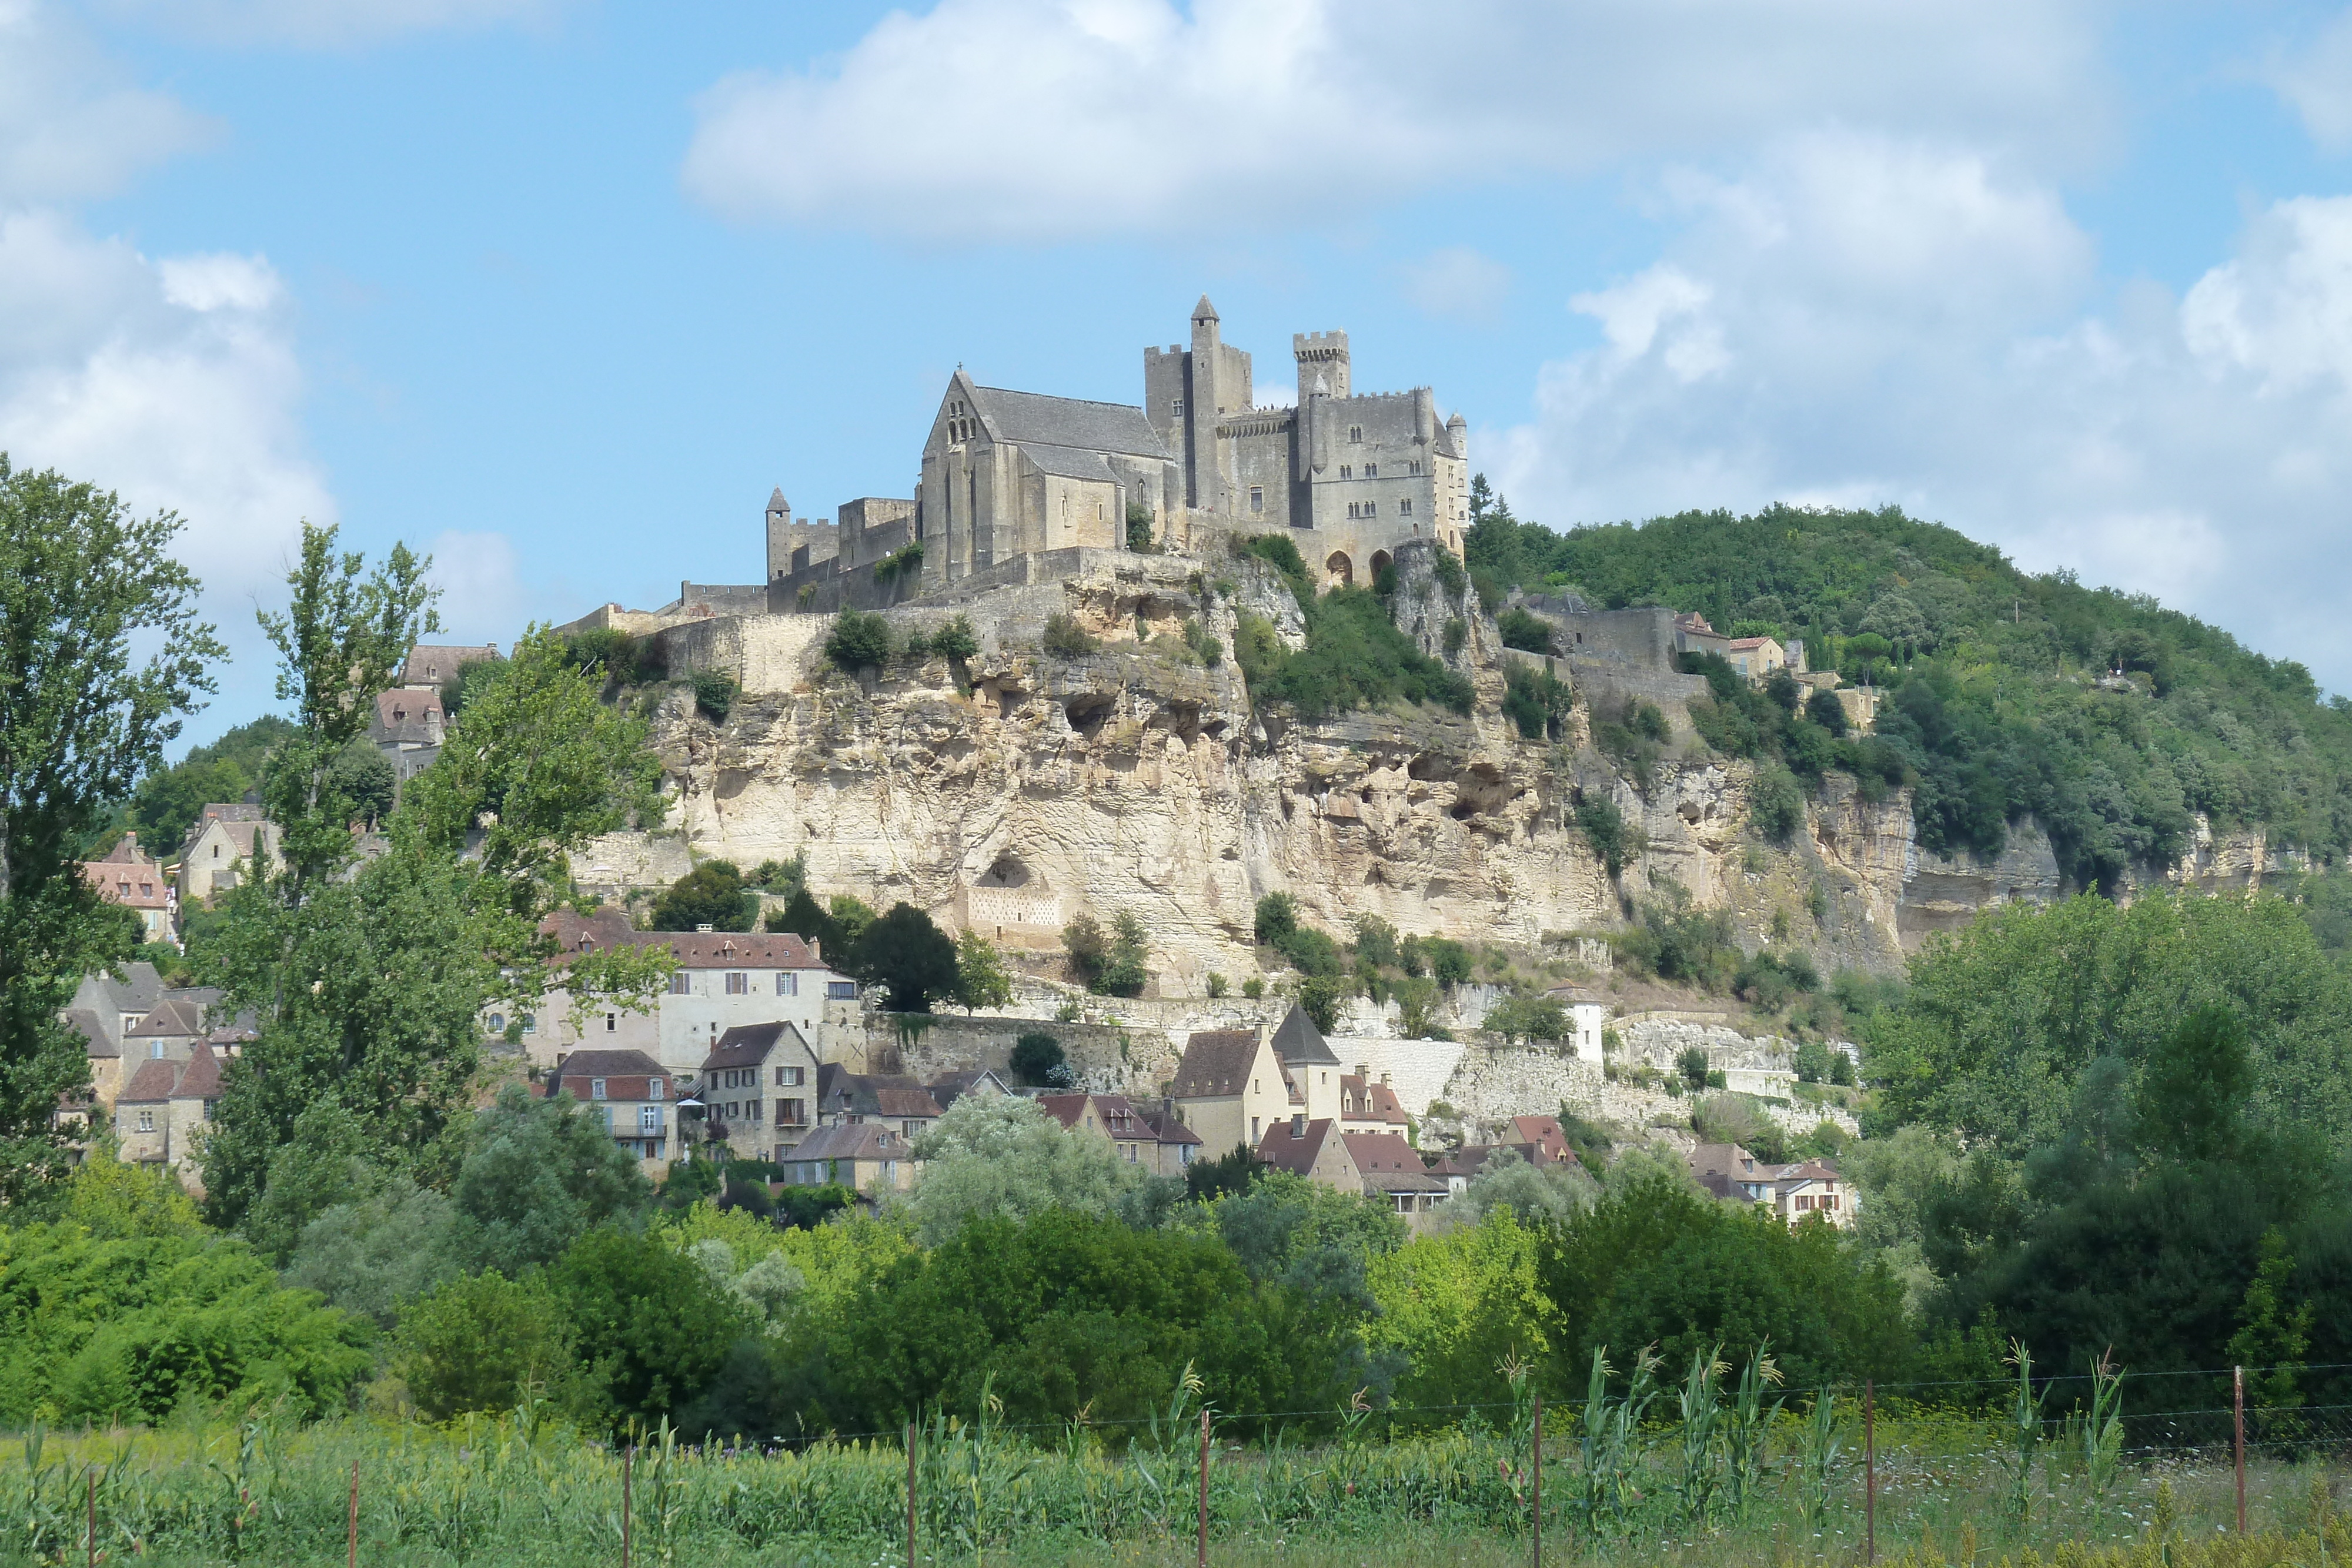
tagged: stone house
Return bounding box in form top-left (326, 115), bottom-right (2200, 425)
top-left (1168, 1004), bottom-right (1343, 1160)
top-left (1723, 636), bottom-right (1787, 682)
top-left (544, 1048), bottom-right (675, 1169)
top-left (1336, 1071), bottom-right (1411, 1136)
top-left (369, 687), bottom-right (446, 785)
top-left (1541, 987), bottom-right (1611, 1063)
top-left (81, 833), bottom-right (176, 944)
top-left (1688, 1142), bottom-right (1855, 1229)
top-left (178, 805), bottom-right (281, 906)
top-left (814, 1064), bottom-right (944, 1140)
top-left (1344, 1131), bottom-right (1449, 1228)
top-left (1038, 1091), bottom-right (1202, 1177)
top-left (533, 907), bottom-right (857, 1077)
top-left (115, 1041), bottom-right (225, 1182)
top-left (693, 1021), bottom-right (820, 1162)
top-left (1254, 1116), bottom-right (1361, 1191)
top-left (780, 1122), bottom-right (913, 1195)
top-left (400, 643), bottom-right (500, 688)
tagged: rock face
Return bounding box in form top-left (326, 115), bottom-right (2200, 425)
top-left (611, 539), bottom-right (2296, 989)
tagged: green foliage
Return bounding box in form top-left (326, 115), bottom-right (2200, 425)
top-left (0, 1164), bottom-right (369, 1424)
top-left (1241, 585), bottom-right (1474, 719)
top-left (1749, 763), bottom-right (1807, 844)
top-left (283, 1174), bottom-right (456, 1330)
top-left (1182, 616), bottom-right (1223, 666)
top-left (1009, 1031), bottom-right (1070, 1088)
top-left (1255, 892), bottom-right (1298, 944)
top-left (123, 715), bottom-right (293, 857)
top-left (1297, 974), bottom-right (1347, 1032)
top-left (1678, 1047), bottom-right (1712, 1091)
top-left (1041, 612), bottom-right (1098, 657)
top-left (850, 902), bottom-right (960, 1012)
top-left (1615, 885), bottom-right (1740, 992)
top-left (328, 738), bottom-right (396, 828)
top-left (874, 540), bottom-right (926, 583)
top-left (749, 853), bottom-right (807, 897)
top-left (1496, 606), bottom-right (1555, 653)
top-left (824, 609), bottom-right (894, 671)
top-left (447, 1083), bottom-right (655, 1279)
top-left (395, 1268), bottom-right (573, 1421)
top-left (649, 860), bottom-right (756, 932)
top-left (1469, 489), bottom-right (2352, 883)
top-left (1063, 910), bottom-right (1148, 997)
top-left (1575, 794), bottom-right (1641, 878)
top-left (1805, 686), bottom-right (1849, 735)
top-left (1443, 616), bottom-right (1468, 656)
top-left (1485, 993), bottom-right (1570, 1043)
top-left (931, 614), bottom-right (980, 660)
top-left (1125, 501), bottom-right (1158, 553)
top-left (1235, 531), bottom-right (1311, 591)
top-left (1502, 663), bottom-right (1573, 740)
top-left (690, 667), bottom-right (739, 721)
top-left (1590, 696), bottom-right (1670, 791)
top-left (0, 459), bottom-right (227, 1203)
top-left (953, 927), bottom-right (1014, 1012)
top-left (1352, 914), bottom-right (1399, 969)
top-left (548, 1225), bottom-right (750, 1430)
top-left (565, 627), bottom-right (657, 684)
top-left (906, 1095), bottom-right (1148, 1247)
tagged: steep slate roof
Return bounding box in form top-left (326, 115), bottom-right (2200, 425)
top-left (1255, 1116), bottom-right (1342, 1178)
top-left (970, 385), bottom-right (1169, 460)
top-left (370, 688), bottom-right (443, 745)
top-left (126, 998), bottom-right (208, 1042)
top-left (1135, 1102), bottom-right (1202, 1148)
top-left (700, 1021), bottom-right (811, 1075)
top-left (871, 1086), bottom-right (946, 1119)
top-left (550, 1048), bottom-right (667, 1082)
top-left (767, 487), bottom-right (789, 512)
top-left (1170, 1030), bottom-right (1259, 1098)
top-left (927, 1068), bottom-right (1009, 1111)
top-left (64, 1009), bottom-right (112, 1057)
top-left (1339, 1074), bottom-right (1410, 1126)
top-left (1271, 1004), bottom-right (1339, 1066)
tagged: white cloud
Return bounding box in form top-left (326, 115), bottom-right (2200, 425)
top-left (1490, 135), bottom-right (2352, 688)
top-left (0, 0), bottom-right (213, 202)
top-left (96, 0), bottom-right (566, 48)
top-left (683, 0), bottom-right (2106, 240)
top-left (1401, 246), bottom-right (1511, 325)
top-left (2270, 6), bottom-right (2352, 153)
top-left (424, 528), bottom-right (537, 647)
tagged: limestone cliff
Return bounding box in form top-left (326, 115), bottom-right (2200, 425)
top-left (584, 540), bottom-right (2294, 991)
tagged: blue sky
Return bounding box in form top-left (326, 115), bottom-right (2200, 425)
top-left (13, 1), bottom-right (2352, 742)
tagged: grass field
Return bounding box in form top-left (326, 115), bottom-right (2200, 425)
top-left (1, 1404), bottom-right (2341, 1568)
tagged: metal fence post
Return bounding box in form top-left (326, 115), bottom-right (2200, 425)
top-left (1865, 1380), bottom-right (1877, 1566)
top-left (906, 1422), bottom-right (918, 1568)
top-left (1197, 1407), bottom-right (1210, 1568)
top-left (2234, 1366), bottom-right (2247, 1534)
top-left (1532, 1395), bottom-right (1544, 1568)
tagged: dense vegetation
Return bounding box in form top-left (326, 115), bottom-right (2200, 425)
top-left (1465, 483), bottom-right (2352, 888)
top-left (1230, 536), bottom-right (1472, 720)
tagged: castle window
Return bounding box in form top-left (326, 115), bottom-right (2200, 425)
top-left (1172, 399), bottom-right (1184, 417)
top-left (1249, 486), bottom-right (1263, 513)
top-left (1363, 500), bottom-right (1377, 516)
top-left (1400, 499), bottom-right (1414, 516)
top-left (1408, 460), bottom-right (1422, 475)
top-left (1365, 463), bottom-right (1377, 478)
top-left (1338, 465), bottom-right (1351, 480)
top-left (1349, 426), bottom-right (1362, 442)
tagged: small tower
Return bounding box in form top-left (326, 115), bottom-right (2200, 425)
top-left (764, 488), bottom-right (793, 583)
top-left (1293, 329), bottom-right (1351, 406)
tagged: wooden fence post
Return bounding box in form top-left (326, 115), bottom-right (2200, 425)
top-left (1197, 1407), bottom-right (1210, 1568)
top-left (2234, 1366), bottom-right (2247, 1534)
top-left (1865, 1380), bottom-right (1877, 1566)
top-left (906, 1422), bottom-right (918, 1568)
top-left (622, 1445), bottom-right (634, 1568)
top-left (348, 1459), bottom-right (359, 1568)
top-left (1532, 1395), bottom-right (1544, 1568)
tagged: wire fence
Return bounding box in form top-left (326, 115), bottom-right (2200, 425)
top-left (5, 1364), bottom-right (2350, 1566)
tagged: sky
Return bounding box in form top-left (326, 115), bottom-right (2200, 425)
top-left (15, 1), bottom-right (2352, 743)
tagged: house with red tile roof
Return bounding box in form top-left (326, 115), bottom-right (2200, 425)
top-left (544, 1048), bottom-right (676, 1169)
top-left (1254, 1115), bottom-right (1362, 1192)
top-left (1689, 1142), bottom-right (1854, 1228)
top-left (694, 1021), bottom-right (821, 1162)
top-left (81, 833), bottom-right (176, 944)
top-left (1040, 1091), bottom-right (1202, 1176)
top-left (1343, 1131), bottom-right (1449, 1228)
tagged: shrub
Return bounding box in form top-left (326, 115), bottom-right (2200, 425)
top-left (1063, 910), bottom-right (1148, 996)
top-left (1126, 502), bottom-right (1158, 553)
top-left (1242, 977), bottom-right (1264, 999)
top-left (1442, 616), bottom-right (1468, 656)
top-left (1254, 892), bottom-right (1298, 945)
top-left (566, 628), bottom-right (647, 683)
top-left (932, 615), bottom-right (980, 660)
top-left (1486, 993), bottom-right (1569, 1043)
top-left (1010, 1031), bottom-right (1070, 1086)
top-left (749, 853), bottom-right (807, 896)
top-left (649, 860), bottom-right (756, 932)
top-left (1235, 531), bottom-right (1311, 592)
top-left (1591, 697), bottom-right (1670, 791)
top-left (1043, 612), bottom-right (1098, 657)
top-left (1182, 617), bottom-right (1223, 666)
top-left (1677, 1047), bottom-right (1710, 1091)
top-left (824, 609), bottom-right (893, 671)
top-left (1206, 972), bottom-right (1228, 998)
top-left (1422, 935), bottom-right (1473, 985)
top-left (396, 1271), bottom-right (574, 1422)
top-left (1298, 974), bottom-right (1347, 1032)
top-left (1496, 607), bottom-right (1555, 654)
top-left (1501, 664), bottom-right (1571, 740)
top-left (848, 902), bottom-right (961, 1012)
top-left (874, 540), bottom-right (925, 583)
top-left (1351, 914), bottom-right (1399, 969)
top-left (1246, 587), bottom-right (1474, 718)
top-left (953, 928), bottom-right (1015, 1012)
top-left (1806, 687), bottom-right (1849, 735)
top-left (1751, 763), bottom-right (1808, 845)
top-left (1432, 547), bottom-right (1467, 597)
top-left (691, 667), bottom-right (738, 721)
top-left (1575, 794), bottom-right (1640, 878)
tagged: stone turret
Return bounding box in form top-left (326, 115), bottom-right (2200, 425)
top-left (1294, 329), bottom-right (1350, 405)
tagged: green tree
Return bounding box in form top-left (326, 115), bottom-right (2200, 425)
top-left (850, 902), bottom-right (960, 1012)
top-left (824, 610), bottom-right (893, 671)
top-left (395, 1269), bottom-right (576, 1421)
top-left (447, 1083), bottom-right (655, 1278)
top-left (123, 716), bottom-right (293, 855)
top-left (953, 928), bottom-right (1014, 1012)
top-left (0, 459), bottom-right (224, 1204)
top-left (329, 739), bottom-right (396, 828)
top-left (1486, 994), bottom-right (1569, 1044)
top-left (649, 860), bottom-right (756, 932)
top-left (283, 1175), bottom-right (459, 1330)
top-left (549, 1226), bottom-right (750, 1431)
top-left (1010, 1031), bottom-right (1069, 1087)
top-left (907, 1095), bottom-right (1145, 1246)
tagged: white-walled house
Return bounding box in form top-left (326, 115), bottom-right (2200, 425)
top-left (525, 906), bottom-right (860, 1079)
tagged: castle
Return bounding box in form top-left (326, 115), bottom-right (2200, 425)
top-left (763, 298), bottom-right (1471, 609)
